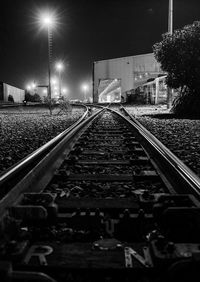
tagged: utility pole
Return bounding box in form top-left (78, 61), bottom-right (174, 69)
top-left (167, 0), bottom-right (173, 109)
top-left (47, 26), bottom-right (52, 115)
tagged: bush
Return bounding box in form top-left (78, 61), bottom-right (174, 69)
top-left (8, 95), bottom-right (14, 103)
top-left (25, 92), bottom-right (41, 102)
top-left (57, 96), bottom-right (72, 115)
top-left (33, 93), bottom-right (42, 102)
top-left (172, 87), bottom-right (200, 117)
top-left (153, 21), bottom-right (200, 116)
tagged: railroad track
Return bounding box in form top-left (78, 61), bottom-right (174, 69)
top-left (1, 105), bottom-right (200, 282)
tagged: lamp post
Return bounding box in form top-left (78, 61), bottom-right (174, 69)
top-left (55, 62), bottom-right (64, 98)
top-left (39, 12), bottom-right (56, 114)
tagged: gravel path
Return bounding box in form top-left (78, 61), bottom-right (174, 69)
top-left (125, 105), bottom-right (200, 177)
top-left (2, 104), bottom-right (200, 179)
top-left (0, 106), bottom-right (85, 173)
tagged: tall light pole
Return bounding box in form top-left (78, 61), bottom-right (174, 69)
top-left (167, 0), bottom-right (173, 108)
top-left (168, 0), bottom-right (173, 34)
top-left (48, 25), bottom-right (52, 113)
top-left (39, 12), bottom-right (56, 114)
top-left (55, 62), bottom-right (64, 98)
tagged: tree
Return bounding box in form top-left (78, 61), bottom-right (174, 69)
top-left (33, 93), bottom-right (42, 102)
top-left (25, 92), bottom-right (32, 102)
top-left (25, 92), bottom-right (41, 102)
top-left (43, 97), bottom-right (57, 115)
top-left (153, 21), bottom-right (200, 116)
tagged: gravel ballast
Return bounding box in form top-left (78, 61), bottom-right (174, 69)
top-left (0, 106), bottom-right (85, 173)
top-left (1, 105), bottom-right (200, 180)
top-left (125, 105), bottom-right (200, 177)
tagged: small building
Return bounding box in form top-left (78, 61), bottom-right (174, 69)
top-left (0, 82), bottom-right (25, 103)
top-left (93, 53), bottom-right (165, 103)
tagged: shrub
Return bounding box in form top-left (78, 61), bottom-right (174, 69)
top-left (8, 95), bottom-right (14, 103)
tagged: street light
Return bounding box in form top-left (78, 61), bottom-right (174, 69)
top-left (51, 77), bottom-right (58, 85)
top-left (26, 81), bottom-right (37, 93)
top-left (39, 11), bottom-right (57, 114)
top-left (26, 85), bottom-right (31, 91)
top-left (81, 83), bottom-right (89, 102)
top-left (55, 62), bottom-right (64, 98)
top-left (62, 87), bottom-right (68, 95)
top-left (32, 82), bottom-right (36, 89)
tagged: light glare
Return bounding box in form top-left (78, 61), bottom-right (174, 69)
top-left (55, 62), bottom-right (64, 71)
top-left (39, 11), bottom-right (57, 29)
top-left (81, 83), bottom-right (89, 91)
top-left (51, 77), bottom-right (58, 85)
top-left (62, 88), bottom-right (68, 94)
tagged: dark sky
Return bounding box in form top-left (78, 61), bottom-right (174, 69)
top-left (0, 0), bottom-right (200, 99)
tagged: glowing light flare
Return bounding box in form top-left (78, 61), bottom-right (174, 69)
top-left (51, 77), bottom-right (58, 85)
top-left (62, 88), bottom-right (68, 94)
top-left (55, 62), bottom-right (64, 71)
top-left (39, 11), bottom-right (57, 29)
top-left (81, 83), bottom-right (89, 92)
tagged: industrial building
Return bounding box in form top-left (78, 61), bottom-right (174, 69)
top-left (0, 82), bottom-right (25, 103)
top-left (93, 53), bottom-right (166, 103)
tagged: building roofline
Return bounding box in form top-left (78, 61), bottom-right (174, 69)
top-left (142, 75), bottom-right (167, 86)
top-left (1, 81), bottom-right (24, 91)
top-left (94, 53), bottom-right (154, 64)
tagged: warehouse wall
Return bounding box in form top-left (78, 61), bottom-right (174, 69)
top-left (3, 83), bottom-right (25, 103)
top-left (93, 53), bottom-right (163, 103)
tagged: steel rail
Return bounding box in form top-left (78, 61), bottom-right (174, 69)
top-left (0, 105), bottom-right (88, 189)
top-left (116, 106), bottom-right (200, 198)
top-left (0, 107), bottom-right (105, 216)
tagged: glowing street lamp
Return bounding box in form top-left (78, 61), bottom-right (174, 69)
top-left (81, 83), bottom-right (89, 102)
top-left (51, 77), bottom-right (58, 86)
top-left (55, 62), bottom-right (64, 71)
top-left (32, 82), bottom-right (36, 89)
top-left (26, 81), bottom-right (37, 93)
top-left (39, 11), bottom-right (57, 114)
top-left (26, 85), bottom-right (31, 91)
top-left (55, 62), bottom-right (64, 98)
top-left (62, 87), bottom-right (68, 95)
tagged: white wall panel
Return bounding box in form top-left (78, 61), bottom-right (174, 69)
top-left (3, 83), bottom-right (25, 103)
top-left (93, 53), bottom-right (163, 102)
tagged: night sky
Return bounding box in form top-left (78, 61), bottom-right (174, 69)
top-left (0, 0), bottom-right (200, 99)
